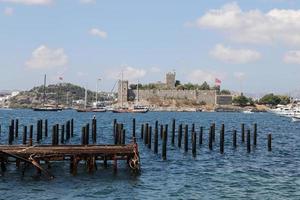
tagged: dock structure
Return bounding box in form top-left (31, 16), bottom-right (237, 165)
top-left (0, 143), bottom-right (140, 179)
top-left (0, 117), bottom-right (141, 179)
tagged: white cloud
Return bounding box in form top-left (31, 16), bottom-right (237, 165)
top-left (283, 50), bottom-right (300, 64)
top-left (1, 0), bottom-right (52, 5)
top-left (25, 45), bottom-right (68, 69)
top-left (89, 28), bottom-right (107, 39)
top-left (3, 7), bottom-right (14, 16)
top-left (210, 44), bottom-right (261, 64)
top-left (107, 66), bottom-right (146, 81)
top-left (79, 0), bottom-right (95, 4)
top-left (187, 69), bottom-right (223, 84)
top-left (187, 2), bottom-right (300, 45)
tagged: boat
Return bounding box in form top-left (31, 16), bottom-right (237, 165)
top-left (92, 108), bottom-right (107, 112)
top-left (243, 109), bottom-right (253, 114)
top-left (132, 105), bottom-right (149, 113)
top-left (33, 107), bottom-right (62, 112)
top-left (76, 79), bottom-right (107, 113)
top-left (33, 74), bottom-right (62, 112)
top-left (292, 116), bottom-right (300, 122)
top-left (270, 103), bottom-right (300, 118)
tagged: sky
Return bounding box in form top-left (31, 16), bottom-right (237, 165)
top-left (0, 0), bottom-right (300, 94)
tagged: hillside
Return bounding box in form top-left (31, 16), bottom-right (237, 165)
top-left (9, 83), bottom-right (115, 108)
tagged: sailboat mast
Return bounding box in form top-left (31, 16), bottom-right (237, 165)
top-left (137, 79), bottom-right (139, 103)
top-left (121, 71), bottom-right (123, 108)
top-left (95, 80), bottom-right (98, 107)
top-left (43, 74), bottom-right (46, 106)
top-left (84, 86), bottom-right (87, 110)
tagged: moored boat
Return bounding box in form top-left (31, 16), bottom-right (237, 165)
top-left (33, 107), bottom-right (62, 112)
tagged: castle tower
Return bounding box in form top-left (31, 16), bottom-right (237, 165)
top-left (166, 71), bottom-right (176, 89)
top-left (118, 80), bottom-right (128, 104)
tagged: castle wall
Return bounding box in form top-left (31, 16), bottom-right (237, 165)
top-left (130, 89), bottom-right (216, 105)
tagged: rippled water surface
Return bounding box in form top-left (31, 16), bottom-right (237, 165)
top-left (0, 109), bottom-right (299, 200)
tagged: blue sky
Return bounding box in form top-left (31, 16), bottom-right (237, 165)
top-left (0, 0), bottom-right (300, 94)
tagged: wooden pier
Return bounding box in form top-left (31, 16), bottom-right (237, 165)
top-left (0, 143), bottom-right (140, 179)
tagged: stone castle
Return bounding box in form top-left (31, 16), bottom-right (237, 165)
top-left (118, 72), bottom-right (232, 105)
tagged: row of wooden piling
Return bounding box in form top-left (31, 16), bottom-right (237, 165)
top-left (136, 119), bottom-right (272, 160)
top-left (5, 119), bottom-right (74, 146)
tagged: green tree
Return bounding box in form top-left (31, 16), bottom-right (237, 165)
top-left (233, 95), bottom-right (253, 107)
top-left (199, 81), bottom-right (210, 90)
top-left (279, 95), bottom-right (290, 105)
top-left (220, 90), bottom-right (231, 95)
top-left (259, 93), bottom-right (282, 106)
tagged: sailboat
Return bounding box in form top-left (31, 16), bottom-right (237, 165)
top-left (76, 85), bottom-right (90, 112)
top-left (33, 75), bottom-right (62, 111)
top-left (91, 78), bottom-right (106, 112)
top-left (76, 85), bottom-right (106, 112)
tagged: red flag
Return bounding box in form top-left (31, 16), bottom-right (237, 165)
top-left (215, 78), bottom-right (221, 86)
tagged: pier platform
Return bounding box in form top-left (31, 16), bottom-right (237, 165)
top-left (0, 143), bottom-right (140, 179)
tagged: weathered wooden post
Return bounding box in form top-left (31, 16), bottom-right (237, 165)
top-left (71, 118), bottom-right (74, 137)
top-left (45, 119), bottom-right (48, 137)
top-left (171, 119), bottom-right (175, 145)
top-left (86, 123), bottom-right (90, 145)
top-left (81, 126), bottom-right (86, 145)
top-left (199, 126), bottom-right (203, 145)
top-left (36, 120), bottom-right (40, 143)
top-left (8, 126), bottom-right (13, 145)
top-left (165, 124), bottom-right (168, 143)
top-left (192, 131), bottom-right (196, 157)
top-left (141, 124), bottom-right (144, 139)
top-left (40, 120), bottom-right (43, 140)
top-left (144, 123), bottom-right (149, 145)
top-left (160, 124), bottom-right (163, 139)
top-left (15, 119), bottom-right (19, 138)
top-left (268, 134), bottom-right (272, 151)
top-left (212, 123), bottom-right (215, 142)
top-left (220, 124), bottom-right (225, 154)
top-left (29, 125), bottom-right (33, 146)
top-left (114, 123), bottom-right (119, 145)
top-left (132, 118), bottom-right (136, 138)
top-left (233, 130), bottom-right (237, 148)
top-left (253, 123), bottom-right (257, 146)
top-left (66, 120), bottom-right (71, 141)
top-left (247, 130), bottom-right (251, 153)
top-left (92, 117), bottom-right (97, 144)
top-left (55, 124), bottom-right (59, 145)
top-left (184, 124), bottom-right (188, 152)
top-left (154, 124), bottom-right (158, 154)
top-left (10, 119), bottom-right (14, 138)
top-left (52, 125), bottom-right (56, 146)
top-left (178, 124), bottom-right (182, 148)
top-left (162, 129), bottom-right (167, 160)
top-left (209, 125), bottom-right (213, 150)
top-left (148, 126), bottom-right (152, 149)
top-left (61, 124), bottom-right (65, 144)
top-left (122, 129), bottom-right (126, 145)
top-left (241, 123), bottom-right (245, 143)
top-left (22, 126), bottom-right (27, 145)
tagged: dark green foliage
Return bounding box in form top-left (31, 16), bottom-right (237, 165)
top-left (220, 90), bottom-right (231, 95)
top-left (233, 95), bottom-right (254, 107)
top-left (259, 93), bottom-right (290, 106)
